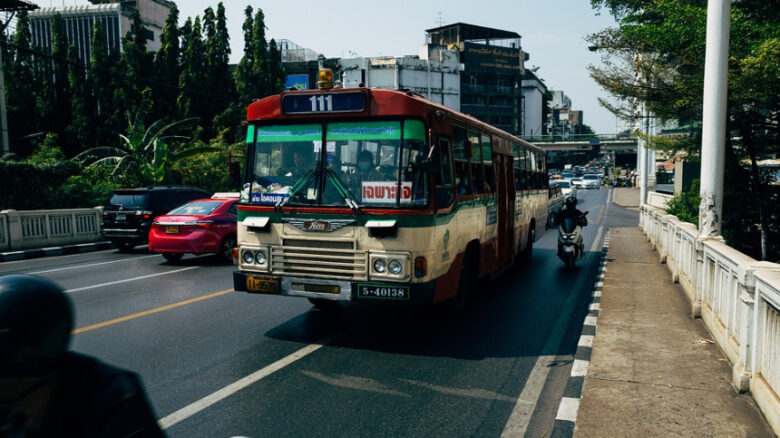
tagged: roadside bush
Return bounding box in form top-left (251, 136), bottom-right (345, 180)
top-left (666, 179), bottom-right (700, 225)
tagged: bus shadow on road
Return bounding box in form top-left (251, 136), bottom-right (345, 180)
top-left (264, 248), bottom-right (601, 361)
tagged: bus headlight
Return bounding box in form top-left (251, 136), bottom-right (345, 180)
top-left (388, 260), bottom-right (403, 275)
top-left (242, 250), bottom-right (254, 264)
top-left (255, 250), bottom-right (267, 265)
top-left (373, 259), bottom-right (387, 273)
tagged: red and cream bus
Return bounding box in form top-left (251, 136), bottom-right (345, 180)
top-left (233, 78), bottom-right (548, 309)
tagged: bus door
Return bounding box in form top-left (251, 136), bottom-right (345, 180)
top-left (496, 154), bottom-right (515, 266)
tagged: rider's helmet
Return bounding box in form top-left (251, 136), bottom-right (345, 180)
top-left (0, 274), bottom-right (73, 378)
top-left (564, 196), bottom-right (578, 209)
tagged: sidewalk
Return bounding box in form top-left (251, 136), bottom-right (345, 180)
top-left (612, 187), bottom-right (640, 209)
top-left (575, 227), bottom-right (775, 437)
top-left (0, 241), bottom-right (112, 262)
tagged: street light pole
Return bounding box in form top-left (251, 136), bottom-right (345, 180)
top-left (698, 0), bottom-right (731, 237)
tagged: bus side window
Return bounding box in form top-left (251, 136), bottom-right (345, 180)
top-left (481, 133), bottom-right (494, 193)
top-left (529, 152), bottom-right (537, 189)
top-left (436, 138), bottom-right (455, 208)
top-left (469, 130), bottom-right (484, 194)
top-left (454, 161), bottom-right (471, 195)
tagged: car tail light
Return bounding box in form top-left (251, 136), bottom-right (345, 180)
top-left (196, 220), bottom-right (214, 228)
top-left (135, 210), bottom-right (152, 219)
top-left (232, 247), bottom-right (239, 265)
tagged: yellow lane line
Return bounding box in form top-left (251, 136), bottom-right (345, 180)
top-left (72, 288), bottom-right (234, 335)
top-left (595, 204), bottom-right (605, 225)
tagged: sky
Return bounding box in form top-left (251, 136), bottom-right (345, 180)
top-left (27, 0), bottom-right (622, 133)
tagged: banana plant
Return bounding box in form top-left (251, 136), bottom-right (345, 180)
top-left (76, 114), bottom-right (219, 185)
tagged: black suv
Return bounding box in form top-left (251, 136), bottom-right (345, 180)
top-left (101, 186), bottom-right (211, 251)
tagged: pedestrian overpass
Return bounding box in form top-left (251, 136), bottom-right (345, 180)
top-left (526, 134), bottom-right (638, 153)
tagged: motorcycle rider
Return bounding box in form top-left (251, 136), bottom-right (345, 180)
top-left (556, 197), bottom-right (588, 256)
top-left (0, 274), bottom-right (164, 437)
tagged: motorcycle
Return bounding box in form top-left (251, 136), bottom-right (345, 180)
top-left (557, 211), bottom-right (588, 268)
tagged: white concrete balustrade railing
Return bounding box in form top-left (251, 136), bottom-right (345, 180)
top-left (0, 208), bottom-right (103, 251)
top-left (640, 196), bottom-right (780, 435)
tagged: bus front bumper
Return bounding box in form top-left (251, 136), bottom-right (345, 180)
top-left (233, 271), bottom-right (436, 305)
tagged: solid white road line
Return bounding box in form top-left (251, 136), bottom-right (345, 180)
top-left (556, 397), bottom-right (581, 422)
top-left (65, 267), bottom-right (198, 292)
top-left (590, 226), bottom-right (605, 253)
top-left (571, 360), bottom-right (590, 377)
top-left (158, 334), bottom-right (339, 430)
top-left (500, 265), bottom-right (590, 437)
top-left (578, 335), bottom-right (594, 348)
top-left (28, 254), bottom-right (159, 274)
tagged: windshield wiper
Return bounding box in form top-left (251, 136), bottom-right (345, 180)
top-left (326, 169), bottom-right (361, 212)
top-left (275, 170), bottom-right (317, 210)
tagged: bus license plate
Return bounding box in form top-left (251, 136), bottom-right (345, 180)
top-left (165, 225), bottom-right (179, 234)
top-left (357, 284), bottom-right (409, 300)
top-left (246, 275), bottom-right (279, 293)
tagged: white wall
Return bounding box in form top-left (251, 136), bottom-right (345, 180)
top-left (522, 79), bottom-right (544, 137)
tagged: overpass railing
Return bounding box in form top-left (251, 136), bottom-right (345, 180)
top-left (640, 195), bottom-right (780, 434)
top-left (524, 133), bottom-right (637, 143)
top-left (0, 208), bottom-right (104, 251)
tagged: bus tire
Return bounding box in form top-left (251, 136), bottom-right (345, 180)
top-left (448, 255), bottom-right (473, 316)
top-left (308, 298), bottom-right (339, 310)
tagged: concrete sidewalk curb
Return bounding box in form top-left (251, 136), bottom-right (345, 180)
top-left (549, 230), bottom-right (611, 438)
top-left (0, 241), bottom-right (113, 263)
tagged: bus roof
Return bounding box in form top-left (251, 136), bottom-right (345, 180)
top-left (246, 87), bottom-right (543, 155)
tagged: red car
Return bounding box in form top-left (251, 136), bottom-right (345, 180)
top-left (148, 196), bottom-right (238, 262)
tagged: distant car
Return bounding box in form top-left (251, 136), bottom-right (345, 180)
top-left (547, 182), bottom-right (564, 227)
top-left (571, 177), bottom-right (584, 188)
top-left (101, 186), bottom-right (211, 251)
top-left (148, 197), bottom-right (239, 263)
top-left (582, 174), bottom-right (601, 189)
top-left (560, 172), bottom-right (574, 182)
top-left (551, 180), bottom-right (576, 199)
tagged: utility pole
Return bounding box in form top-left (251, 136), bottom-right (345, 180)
top-left (698, 0), bottom-right (731, 237)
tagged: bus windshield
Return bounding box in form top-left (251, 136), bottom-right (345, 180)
top-left (248, 120), bottom-right (429, 208)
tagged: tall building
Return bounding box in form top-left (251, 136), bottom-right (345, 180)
top-left (29, 0), bottom-right (174, 62)
top-left (425, 23), bottom-right (526, 135)
top-left (521, 69), bottom-right (548, 138)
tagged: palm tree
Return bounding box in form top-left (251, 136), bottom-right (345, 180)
top-left (76, 111), bottom-right (218, 186)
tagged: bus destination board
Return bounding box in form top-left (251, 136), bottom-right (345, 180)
top-left (282, 92), bottom-right (366, 114)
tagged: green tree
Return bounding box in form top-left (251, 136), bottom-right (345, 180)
top-left (234, 6), bottom-right (255, 107)
top-left (268, 38), bottom-right (284, 94)
top-left (115, 10), bottom-right (154, 124)
top-left (178, 16), bottom-right (208, 125)
top-left (75, 98), bottom-right (218, 186)
top-left (37, 14), bottom-right (71, 143)
top-left (90, 20), bottom-right (120, 147)
top-left (6, 9), bottom-right (40, 156)
top-left (588, 0), bottom-right (780, 260)
top-left (153, 4), bottom-right (181, 122)
top-left (65, 45), bottom-right (91, 154)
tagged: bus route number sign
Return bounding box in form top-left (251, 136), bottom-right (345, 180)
top-left (282, 92), bottom-right (366, 114)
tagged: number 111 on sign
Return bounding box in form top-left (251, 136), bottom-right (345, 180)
top-left (309, 95), bottom-right (333, 112)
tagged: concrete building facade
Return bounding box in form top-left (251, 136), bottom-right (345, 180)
top-left (341, 45), bottom-right (460, 110)
top-left (425, 23), bottom-right (526, 135)
top-left (29, 0), bottom-right (173, 61)
top-left (521, 70), bottom-right (548, 138)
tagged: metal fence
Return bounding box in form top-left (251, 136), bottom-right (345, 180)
top-left (0, 208), bottom-right (103, 251)
top-left (640, 199), bottom-right (780, 434)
